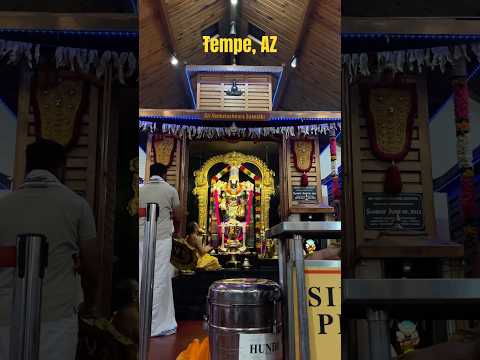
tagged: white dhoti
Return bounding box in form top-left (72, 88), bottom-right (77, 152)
top-left (139, 224), bottom-right (177, 337)
top-left (0, 316), bottom-right (78, 360)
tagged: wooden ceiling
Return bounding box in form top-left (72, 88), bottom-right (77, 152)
top-left (140, 0), bottom-right (340, 111)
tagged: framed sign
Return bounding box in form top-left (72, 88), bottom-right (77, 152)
top-left (363, 193), bottom-right (424, 231)
top-left (292, 186), bottom-right (317, 202)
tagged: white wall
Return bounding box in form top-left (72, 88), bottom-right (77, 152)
top-left (430, 96), bottom-right (480, 179)
top-left (320, 143), bottom-right (342, 180)
top-left (0, 99), bottom-right (16, 180)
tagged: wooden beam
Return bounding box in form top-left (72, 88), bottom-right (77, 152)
top-left (0, 12), bottom-right (137, 31)
top-left (276, 0), bottom-right (315, 109)
top-left (150, 0), bottom-right (193, 106)
top-left (343, 17), bottom-right (480, 34)
top-left (152, 0), bottom-right (177, 55)
top-left (293, 0), bottom-right (317, 57)
top-left (140, 108), bottom-right (342, 120)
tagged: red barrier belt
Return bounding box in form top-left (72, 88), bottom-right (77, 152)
top-left (0, 246), bottom-right (16, 268)
top-left (138, 208), bottom-right (146, 218)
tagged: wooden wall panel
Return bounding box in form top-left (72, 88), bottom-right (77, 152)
top-left (286, 137), bottom-right (333, 214)
top-left (348, 76), bottom-right (441, 256)
top-left (14, 68), bottom-right (99, 209)
top-left (196, 74), bottom-right (272, 111)
top-left (144, 135), bottom-right (181, 191)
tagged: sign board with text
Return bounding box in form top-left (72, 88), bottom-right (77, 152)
top-left (363, 193), bottom-right (424, 231)
top-left (201, 111), bottom-right (269, 121)
top-left (292, 186), bottom-right (317, 202)
top-left (294, 260), bottom-right (341, 360)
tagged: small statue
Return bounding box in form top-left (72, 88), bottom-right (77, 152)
top-left (396, 320), bottom-right (420, 354)
top-left (225, 80), bottom-right (244, 96)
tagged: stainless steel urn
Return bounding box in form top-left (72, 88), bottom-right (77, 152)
top-left (207, 278), bottom-right (283, 360)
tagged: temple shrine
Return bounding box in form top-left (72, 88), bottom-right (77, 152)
top-left (139, 65), bottom-right (342, 269)
top-left (139, 0), bottom-right (341, 357)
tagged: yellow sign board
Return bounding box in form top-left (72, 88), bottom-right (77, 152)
top-left (294, 260), bottom-right (341, 360)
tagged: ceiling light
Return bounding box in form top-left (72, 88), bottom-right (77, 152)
top-left (170, 55), bottom-right (179, 66)
top-left (290, 56), bottom-right (297, 68)
top-left (231, 0), bottom-right (238, 6)
top-left (230, 21), bottom-right (236, 36)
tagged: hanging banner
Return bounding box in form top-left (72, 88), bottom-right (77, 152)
top-left (291, 140), bottom-right (314, 186)
top-left (152, 135), bottom-right (176, 167)
top-left (31, 71), bottom-right (89, 150)
top-left (361, 83), bottom-right (417, 194)
top-left (294, 260), bottom-right (341, 360)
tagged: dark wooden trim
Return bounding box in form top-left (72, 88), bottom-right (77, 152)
top-left (0, 12), bottom-right (137, 31)
top-left (357, 243), bottom-right (464, 258)
top-left (294, 0), bottom-right (317, 56)
top-left (140, 108), bottom-right (341, 120)
top-left (154, 0), bottom-right (177, 55)
top-left (343, 16), bottom-right (480, 34)
top-left (341, 69), bottom-right (357, 278)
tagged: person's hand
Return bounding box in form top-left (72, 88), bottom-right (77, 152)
top-left (78, 302), bottom-right (102, 319)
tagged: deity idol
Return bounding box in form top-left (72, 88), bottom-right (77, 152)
top-left (211, 165), bottom-right (254, 251)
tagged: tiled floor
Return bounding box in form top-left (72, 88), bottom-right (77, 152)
top-left (149, 321), bottom-right (207, 360)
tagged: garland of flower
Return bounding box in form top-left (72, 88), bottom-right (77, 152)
top-left (342, 43), bottom-right (480, 83)
top-left (453, 77), bottom-right (479, 276)
top-left (329, 128), bottom-right (341, 200)
top-left (212, 190), bottom-right (222, 247)
top-left (239, 164), bottom-right (262, 244)
top-left (139, 122), bottom-right (341, 140)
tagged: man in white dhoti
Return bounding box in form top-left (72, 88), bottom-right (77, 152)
top-left (139, 163), bottom-right (180, 336)
top-left (0, 139), bottom-right (101, 360)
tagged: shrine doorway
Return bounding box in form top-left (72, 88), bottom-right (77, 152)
top-left (185, 140), bottom-right (281, 240)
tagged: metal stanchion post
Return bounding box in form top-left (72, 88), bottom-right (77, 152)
top-left (293, 234), bottom-right (310, 360)
top-left (286, 238), bottom-right (295, 360)
top-left (366, 308), bottom-right (391, 360)
top-left (10, 234), bottom-right (48, 360)
top-left (277, 238), bottom-right (289, 359)
top-left (139, 203), bottom-right (159, 360)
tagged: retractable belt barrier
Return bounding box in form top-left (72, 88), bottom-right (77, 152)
top-left (139, 203), bottom-right (159, 360)
top-left (0, 234), bottom-right (48, 360)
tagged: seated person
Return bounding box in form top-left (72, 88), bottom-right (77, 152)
top-left (185, 222), bottom-right (221, 271)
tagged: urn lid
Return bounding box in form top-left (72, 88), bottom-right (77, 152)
top-left (208, 278), bottom-right (282, 305)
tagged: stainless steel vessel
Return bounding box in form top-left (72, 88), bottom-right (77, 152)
top-left (208, 278), bottom-right (283, 360)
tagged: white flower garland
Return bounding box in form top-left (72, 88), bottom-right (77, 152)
top-left (139, 122), bottom-right (341, 140)
top-left (0, 39), bottom-right (137, 84)
top-left (343, 43), bottom-right (480, 82)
